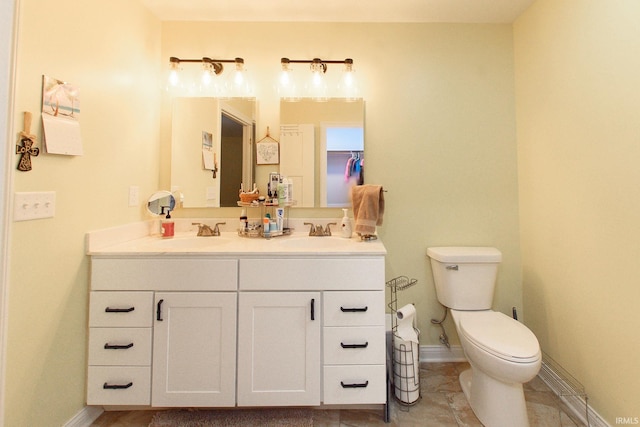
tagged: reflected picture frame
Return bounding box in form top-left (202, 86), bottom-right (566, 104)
top-left (256, 140), bottom-right (279, 165)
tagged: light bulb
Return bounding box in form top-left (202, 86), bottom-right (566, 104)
top-left (339, 60), bottom-right (359, 101)
top-left (168, 69), bottom-right (179, 87)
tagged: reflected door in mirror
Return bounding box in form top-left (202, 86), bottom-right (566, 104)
top-left (280, 99), bottom-right (364, 208)
top-left (171, 98), bottom-right (255, 208)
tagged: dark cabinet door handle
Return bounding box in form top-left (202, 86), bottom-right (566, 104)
top-left (340, 306), bottom-right (368, 312)
top-left (105, 306), bottom-right (135, 313)
top-left (311, 298), bottom-right (315, 321)
top-left (156, 299), bottom-right (164, 321)
top-left (104, 342), bottom-right (134, 350)
top-left (103, 382), bottom-right (133, 390)
top-left (341, 342), bottom-right (369, 349)
top-left (340, 380), bottom-right (369, 388)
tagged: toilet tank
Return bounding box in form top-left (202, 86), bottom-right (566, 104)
top-left (427, 247), bottom-right (502, 310)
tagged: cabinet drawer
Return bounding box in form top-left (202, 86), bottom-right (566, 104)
top-left (87, 366), bottom-right (150, 406)
top-left (323, 365), bottom-right (386, 404)
top-left (323, 326), bottom-right (385, 365)
top-left (89, 292), bottom-right (153, 327)
top-left (88, 328), bottom-right (151, 366)
top-left (91, 258), bottom-right (238, 291)
top-left (239, 258), bottom-right (384, 291)
top-left (323, 291), bottom-right (385, 326)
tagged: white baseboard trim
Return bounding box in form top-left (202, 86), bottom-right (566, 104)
top-left (538, 362), bottom-right (610, 427)
top-left (63, 406), bottom-right (103, 427)
top-left (420, 344), bottom-right (467, 363)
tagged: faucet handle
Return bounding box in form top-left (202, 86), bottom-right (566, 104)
top-left (304, 222), bottom-right (316, 236)
top-left (325, 222), bottom-right (337, 236)
top-left (213, 222), bottom-right (226, 236)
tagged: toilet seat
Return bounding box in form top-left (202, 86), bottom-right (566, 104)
top-left (458, 311), bottom-right (540, 364)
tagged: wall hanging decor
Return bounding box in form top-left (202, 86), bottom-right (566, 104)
top-left (201, 131), bottom-right (218, 178)
top-left (16, 111), bottom-right (39, 171)
top-left (41, 75), bottom-right (83, 155)
top-left (256, 127), bottom-right (279, 165)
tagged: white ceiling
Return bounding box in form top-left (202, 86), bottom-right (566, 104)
top-left (140, 0), bottom-right (536, 23)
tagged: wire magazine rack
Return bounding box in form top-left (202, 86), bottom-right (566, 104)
top-left (386, 276), bottom-right (420, 406)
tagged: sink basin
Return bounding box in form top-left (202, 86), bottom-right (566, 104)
top-left (278, 236), bottom-right (357, 250)
top-left (147, 236), bottom-right (232, 250)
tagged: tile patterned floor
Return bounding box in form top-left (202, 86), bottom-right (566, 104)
top-left (91, 362), bottom-right (586, 426)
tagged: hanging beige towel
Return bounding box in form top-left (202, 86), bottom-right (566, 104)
top-left (351, 185), bottom-right (385, 235)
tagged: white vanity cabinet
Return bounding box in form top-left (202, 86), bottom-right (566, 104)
top-left (87, 233), bottom-right (387, 411)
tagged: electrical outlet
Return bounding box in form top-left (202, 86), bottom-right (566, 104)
top-left (14, 191), bottom-right (56, 221)
top-left (128, 186), bottom-right (139, 207)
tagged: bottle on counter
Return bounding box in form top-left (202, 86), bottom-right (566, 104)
top-left (340, 208), bottom-right (352, 238)
top-left (239, 208), bottom-right (248, 232)
top-left (162, 209), bottom-right (175, 238)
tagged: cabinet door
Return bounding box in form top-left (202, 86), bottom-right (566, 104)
top-left (237, 292), bottom-right (321, 406)
top-left (152, 292), bottom-right (237, 407)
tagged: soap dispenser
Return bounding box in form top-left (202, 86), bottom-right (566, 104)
top-left (162, 209), bottom-right (174, 238)
top-left (340, 208), bottom-right (352, 238)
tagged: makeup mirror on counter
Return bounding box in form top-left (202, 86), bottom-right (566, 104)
top-left (170, 97), bottom-right (256, 208)
top-left (280, 98), bottom-right (364, 208)
top-left (147, 190), bottom-right (176, 216)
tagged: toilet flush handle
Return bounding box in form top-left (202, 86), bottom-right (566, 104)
top-left (446, 265), bottom-right (459, 271)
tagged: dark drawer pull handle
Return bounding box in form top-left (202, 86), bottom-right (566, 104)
top-left (104, 342), bottom-right (134, 350)
top-left (341, 380), bottom-right (369, 388)
top-left (103, 382), bottom-right (133, 390)
top-left (105, 306), bottom-right (135, 313)
top-left (341, 342), bottom-right (369, 349)
top-left (156, 299), bottom-right (164, 321)
top-left (340, 306), bottom-right (368, 312)
top-left (311, 298), bottom-right (315, 321)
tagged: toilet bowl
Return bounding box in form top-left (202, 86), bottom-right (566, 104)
top-left (426, 247), bottom-right (541, 427)
top-left (451, 309), bottom-right (541, 427)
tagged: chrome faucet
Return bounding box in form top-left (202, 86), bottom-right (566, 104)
top-left (192, 222), bottom-right (226, 236)
top-left (304, 222), bottom-right (337, 236)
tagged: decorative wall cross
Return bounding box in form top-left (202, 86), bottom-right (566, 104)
top-left (16, 112), bottom-right (39, 171)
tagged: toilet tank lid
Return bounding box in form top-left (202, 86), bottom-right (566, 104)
top-left (427, 247), bottom-right (502, 263)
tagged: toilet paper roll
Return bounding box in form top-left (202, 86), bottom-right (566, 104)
top-left (396, 304), bottom-right (419, 344)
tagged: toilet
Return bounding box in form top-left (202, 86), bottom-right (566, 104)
top-left (427, 247), bottom-right (541, 427)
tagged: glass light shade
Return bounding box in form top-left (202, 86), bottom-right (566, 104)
top-left (278, 64), bottom-right (301, 101)
top-left (339, 63), bottom-right (359, 101)
top-left (221, 61), bottom-right (253, 98)
top-left (307, 62), bottom-right (328, 101)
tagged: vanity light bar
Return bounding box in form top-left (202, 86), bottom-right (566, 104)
top-left (169, 56), bottom-right (245, 75)
top-left (281, 57), bottom-right (353, 73)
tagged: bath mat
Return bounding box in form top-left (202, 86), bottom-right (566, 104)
top-left (148, 408), bottom-right (313, 427)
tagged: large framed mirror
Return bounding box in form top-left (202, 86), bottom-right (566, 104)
top-left (280, 98), bottom-right (364, 207)
top-left (171, 97), bottom-right (256, 208)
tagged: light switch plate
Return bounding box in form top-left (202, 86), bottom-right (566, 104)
top-left (14, 191), bottom-right (56, 221)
